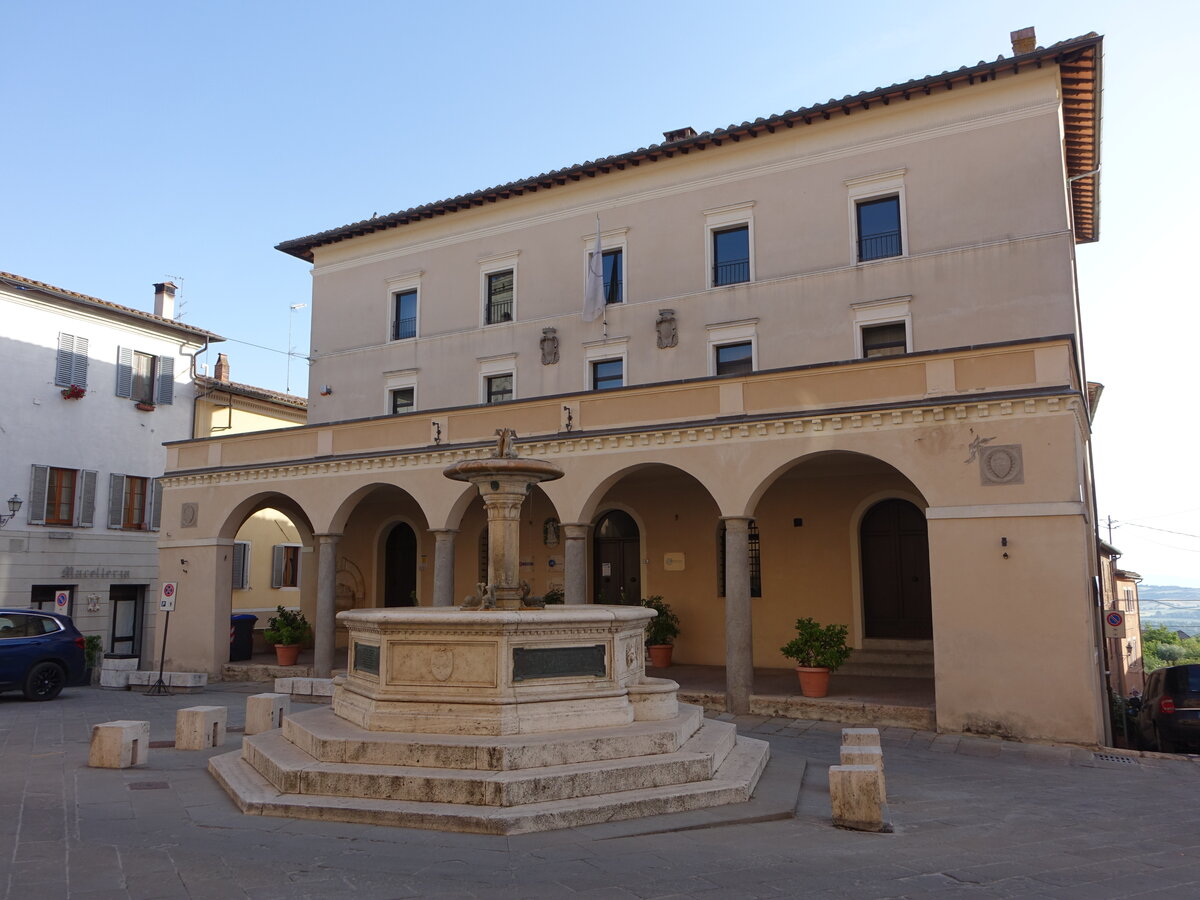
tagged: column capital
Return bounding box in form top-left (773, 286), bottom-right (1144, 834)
top-left (562, 523), bottom-right (591, 539)
top-left (314, 532), bottom-right (343, 543)
top-left (430, 528), bottom-right (459, 538)
top-left (720, 516), bottom-right (753, 529)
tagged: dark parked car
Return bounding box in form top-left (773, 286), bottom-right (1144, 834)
top-left (0, 608), bottom-right (88, 700)
top-left (1136, 664), bottom-right (1200, 753)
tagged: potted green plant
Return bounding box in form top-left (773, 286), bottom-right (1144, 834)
top-left (263, 605), bottom-right (312, 666)
top-left (641, 596), bottom-right (680, 668)
top-left (541, 586), bottom-right (565, 605)
top-left (83, 634), bottom-right (103, 684)
top-left (779, 617), bottom-right (851, 698)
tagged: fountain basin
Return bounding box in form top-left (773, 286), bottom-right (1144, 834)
top-left (333, 605), bottom-right (665, 735)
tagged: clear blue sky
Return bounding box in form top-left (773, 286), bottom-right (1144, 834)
top-left (4, 1), bottom-right (1197, 586)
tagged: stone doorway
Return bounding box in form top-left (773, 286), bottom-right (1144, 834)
top-left (384, 522), bottom-right (418, 607)
top-left (593, 510), bottom-right (640, 605)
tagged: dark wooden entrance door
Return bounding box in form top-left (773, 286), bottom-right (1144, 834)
top-left (593, 510), bottom-right (640, 604)
top-left (860, 499), bottom-right (932, 639)
top-left (384, 522), bottom-right (417, 607)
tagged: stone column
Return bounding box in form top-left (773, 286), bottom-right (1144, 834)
top-left (562, 523), bottom-right (590, 605)
top-left (314, 533), bottom-right (341, 678)
top-left (722, 517), bottom-right (753, 714)
top-left (431, 530), bottom-right (458, 607)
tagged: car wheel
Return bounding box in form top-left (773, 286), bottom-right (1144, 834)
top-left (22, 661), bottom-right (66, 701)
top-left (1155, 725), bottom-right (1177, 754)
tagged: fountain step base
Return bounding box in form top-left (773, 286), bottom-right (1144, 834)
top-left (209, 704), bottom-right (769, 834)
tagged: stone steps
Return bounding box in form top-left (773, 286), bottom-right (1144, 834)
top-left (837, 647), bottom-right (934, 678)
top-left (280, 705), bottom-right (704, 770)
top-left (209, 728), bottom-right (769, 835)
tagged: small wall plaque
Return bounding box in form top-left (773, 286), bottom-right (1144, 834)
top-left (980, 444), bottom-right (1024, 486)
top-left (354, 642), bottom-right (380, 676)
top-left (512, 645), bottom-right (606, 681)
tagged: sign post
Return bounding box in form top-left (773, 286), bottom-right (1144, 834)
top-left (146, 583), bottom-right (177, 696)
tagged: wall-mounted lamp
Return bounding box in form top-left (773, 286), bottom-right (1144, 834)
top-left (0, 494), bottom-right (23, 528)
top-left (1001, 536), bottom-right (1009, 560)
top-left (179, 558), bottom-right (189, 566)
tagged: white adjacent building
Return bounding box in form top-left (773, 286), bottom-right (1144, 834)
top-left (0, 272), bottom-right (221, 661)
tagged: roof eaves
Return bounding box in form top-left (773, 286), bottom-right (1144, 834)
top-left (276, 32), bottom-right (1102, 261)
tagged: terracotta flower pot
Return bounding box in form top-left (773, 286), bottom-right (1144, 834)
top-left (274, 644), bottom-right (301, 666)
top-left (647, 644), bottom-right (674, 668)
top-left (796, 666), bottom-right (830, 698)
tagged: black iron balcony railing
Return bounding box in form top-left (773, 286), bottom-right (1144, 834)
top-left (858, 230), bottom-right (902, 262)
top-left (392, 316), bottom-right (416, 340)
top-left (486, 298), bottom-right (513, 324)
top-left (713, 259), bottom-right (750, 286)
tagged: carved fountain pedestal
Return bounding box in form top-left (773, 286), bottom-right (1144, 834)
top-left (211, 431), bottom-right (768, 833)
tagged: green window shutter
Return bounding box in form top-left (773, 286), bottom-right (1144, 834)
top-left (115, 347), bottom-right (133, 397)
top-left (28, 466), bottom-right (48, 525)
top-left (78, 470), bottom-right (97, 527)
top-left (108, 474), bottom-right (126, 529)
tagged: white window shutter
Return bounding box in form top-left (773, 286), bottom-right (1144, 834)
top-left (115, 347), bottom-right (133, 398)
top-left (55, 334), bottom-right (74, 387)
top-left (28, 465), bottom-right (48, 525)
top-left (271, 545), bottom-right (285, 588)
top-left (156, 356), bottom-right (175, 405)
top-left (73, 336), bottom-right (89, 388)
top-left (149, 479), bottom-right (163, 531)
top-left (232, 542), bottom-right (250, 590)
top-left (78, 470), bottom-right (97, 527)
top-left (108, 474), bottom-right (126, 529)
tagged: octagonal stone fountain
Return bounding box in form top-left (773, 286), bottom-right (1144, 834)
top-left (211, 430), bottom-right (768, 833)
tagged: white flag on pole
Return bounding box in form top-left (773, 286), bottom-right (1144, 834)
top-left (583, 216), bottom-right (605, 322)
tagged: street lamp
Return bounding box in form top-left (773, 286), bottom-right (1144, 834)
top-left (0, 494), bottom-right (23, 528)
top-left (286, 303), bottom-right (308, 393)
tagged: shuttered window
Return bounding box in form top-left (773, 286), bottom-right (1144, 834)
top-left (271, 544), bottom-right (301, 588)
top-left (107, 474), bottom-right (161, 531)
top-left (232, 541), bottom-right (251, 589)
top-left (28, 465), bottom-right (97, 527)
top-left (55, 334), bottom-right (89, 388)
top-left (116, 347), bottom-right (175, 405)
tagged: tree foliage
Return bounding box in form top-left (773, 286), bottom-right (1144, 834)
top-left (1142, 623), bottom-right (1200, 671)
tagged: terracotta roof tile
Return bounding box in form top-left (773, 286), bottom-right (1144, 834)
top-left (195, 375), bottom-right (307, 409)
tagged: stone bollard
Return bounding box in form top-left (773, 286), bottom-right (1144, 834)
top-left (176, 706), bottom-right (227, 750)
top-left (245, 693), bottom-right (291, 735)
top-left (99, 656), bottom-right (139, 691)
top-left (839, 745), bottom-right (886, 801)
top-left (841, 727), bottom-right (881, 747)
top-left (89, 720), bottom-right (150, 768)
top-left (829, 764), bottom-right (890, 832)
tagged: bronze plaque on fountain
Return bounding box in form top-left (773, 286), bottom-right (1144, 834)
top-left (512, 645), bottom-right (606, 681)
top-left (354, 642), bottom-right (380, 676)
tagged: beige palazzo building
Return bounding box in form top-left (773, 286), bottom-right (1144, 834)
top-left (157, 31), bottom-right (1107, 744)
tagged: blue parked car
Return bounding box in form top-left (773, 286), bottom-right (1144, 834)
top-left (0, 608), bottom-right (88, 700)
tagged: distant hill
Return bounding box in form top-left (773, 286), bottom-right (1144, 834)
top-left (1137, 585), bottom-right (1200, 632)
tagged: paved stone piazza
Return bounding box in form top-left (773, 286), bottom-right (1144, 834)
top-left (4, 683), bottom-right (1200, 899)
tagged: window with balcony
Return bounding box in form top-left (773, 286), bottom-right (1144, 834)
top-left (486, 373), bottom-right (513, 404)
top-left (712, 226), bottom-right (750, 286)
top-left (861, 322), bottom-right (908, 358)
top-left (715, 341), bottom-right (753, 376)
top-left (392, 289), bottom-right (417, 340)
top-left (856, 196), bottom-right (902, 261)
top-left (601, 249), bottom-right (622, 305)
top-left (591, 358), bottom-right (623, 391)
top-left (485, 270), bottom-right (514, 324)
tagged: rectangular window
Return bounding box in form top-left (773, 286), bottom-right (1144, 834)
top-left (486, 270), bottom-right (514, 324)
top-left (712, 226), bottom-right (750, 286)
top-left (392, 289), bottom-right (417, 340)
top-left (717, 520), bottom-right (761, 598)
top-left (122, 476), bottom-right (148, 530)
top-left (715, 342), bottom-right (753, 376)
top-left (601, 249), bottom-right (623, 305)
top-left (272, 544), bottom-right (301, 589)
top-left (55, 333), bottom-right (89, 389)
top-left (591, 358), bottom-right (623, 391)
top-left (486, 374), bottom-right (513, 404)
top-left (861, 322), bottom-right (907, 358)
top-left (390, 387), bottom-right (415, 415)
top-left (856, 196), bottom-right (902, 261)
top-left (131, 352), bottom-right (157, 404)
top-left (46, 468), bottom-right (76, 525)
top-left (232, 541), bottom-right (251, 590)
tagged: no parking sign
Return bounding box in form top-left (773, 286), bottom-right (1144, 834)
top-left (159, 582), bottom-right (177, 612)
top-left (1104, 610), bottom-right (1126, 639)
top-left (54, 590), bottom-right (70, 610)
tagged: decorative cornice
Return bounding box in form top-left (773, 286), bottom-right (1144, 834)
top-left (162, 391), bottom-right (1085, 489)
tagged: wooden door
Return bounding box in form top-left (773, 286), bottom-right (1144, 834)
top-left (860, 499), bottom-right (932, 639)
top-left (593, 510), bottom-right (640, 604)
top-left (384, 523), bottom-right (417, 607)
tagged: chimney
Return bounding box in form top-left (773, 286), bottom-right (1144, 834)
top-left (153, 281), bottom-right (177, 319)
top-left (1010, 27), bottom-right (1036, 56)
top-left (213, 353), bottom-right (231, 384)
top-left (662, 126), bottom-right (697, 143)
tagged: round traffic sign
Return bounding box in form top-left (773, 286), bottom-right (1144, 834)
top-left (162, 583), bottom-right (176, 598)
top-left (1106, 611), bottom-right (1123, 627)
